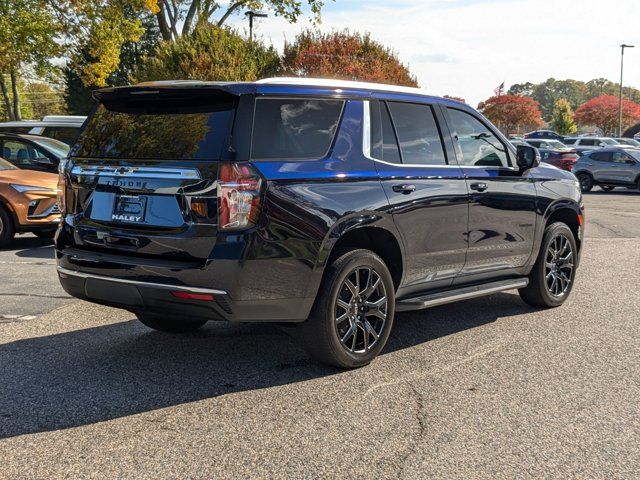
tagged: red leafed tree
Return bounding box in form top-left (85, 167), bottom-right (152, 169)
top-left (477, 95), bottom-right (545, 134)
top-left (574, 95), bottom-right (640, 135)
top-left (282, 30), bottom-right (418, 87)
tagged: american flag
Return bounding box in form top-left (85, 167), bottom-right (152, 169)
top-left (494, 82), bottom-right (505, 96)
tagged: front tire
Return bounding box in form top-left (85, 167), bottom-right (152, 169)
top-left (137, 314), bottom-right (207, 333)
top-left (576, 173), bottom-right (593, 192)
top-left (0, 206), bottom-right (15, 248)
top-left (299, 249), bottom-right (395, 368)
top-left (519, 222), bottom-right (578, 308)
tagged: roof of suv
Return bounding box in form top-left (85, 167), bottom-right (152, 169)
top-left (96, 77), bottom-right (447, 103)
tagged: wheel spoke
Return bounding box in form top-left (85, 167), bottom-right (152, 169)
top-left (361, 323), bottom-right (369, 351)
top-left (341, 322), bottom-right (356, 346)
top-left (364, 320), bottom-right (379, 342)
top-left (345, 279), bottom-right (358, 298)
top-left (337, 299), bottom-right (350, 311)
top-left (336, 312), bottom-right (349, 323)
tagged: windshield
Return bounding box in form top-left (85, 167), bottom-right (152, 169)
top-left (0, 157), bottom-right (18, 171)
top-left (545, 140), bottom-right (567, 149)
top-left (32, 137), bottom-right (70, 158)
top-left (627, 150), bottom-right (640, 161)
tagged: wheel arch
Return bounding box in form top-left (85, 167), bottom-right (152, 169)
top-left (543, 201), bottom-right (583, 254)
top-left (316, 217), bottom-right (405, 292)
top-left (0, 194), bottom-right (18, 230)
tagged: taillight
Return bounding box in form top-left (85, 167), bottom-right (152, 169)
top-left (217, 162), bottom-right (262, 231)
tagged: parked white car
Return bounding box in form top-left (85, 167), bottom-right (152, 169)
top-left (0, 115), bottom-right (86, 145)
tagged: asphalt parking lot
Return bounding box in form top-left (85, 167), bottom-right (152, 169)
top-left (1, 189), bottom-right (639, 479)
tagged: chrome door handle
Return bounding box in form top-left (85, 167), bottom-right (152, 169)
top-left (392, 184), bottom-right (416, 194)
top-left (470, 182), bottom-right (488, 192)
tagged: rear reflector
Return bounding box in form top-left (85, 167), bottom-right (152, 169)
top-left (171, 291), bottom-right (214, 302)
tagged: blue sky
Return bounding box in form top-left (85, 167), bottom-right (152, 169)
top-left (227, 0), bottom-right (640, 107)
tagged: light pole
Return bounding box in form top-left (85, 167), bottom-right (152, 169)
top-left (618, 44), bottom-right (634, 136)
top-left (245, 11), bottom-right (268, 43)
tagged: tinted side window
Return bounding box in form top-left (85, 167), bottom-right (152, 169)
top-left (447, 108), bottom-right (510, 167)
top-left (581, 139), bottom-right (597, 146)
top-left (2, 140), bottom-right (40, 167)
top-left (589, 151), bottom-right (611, 162)
top-left (252, 98), bottom-right (344, 160)
top-left (380, 103), bottom-right (401, 164)
top-left (387, 102), bottom-right (446, 165)
top-left (42, 127), bottom-right (80, 146)
top-left (612, 151), bottom-right (631, 163)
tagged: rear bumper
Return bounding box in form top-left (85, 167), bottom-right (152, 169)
top-left (56, 264), bottom-right (314, 323)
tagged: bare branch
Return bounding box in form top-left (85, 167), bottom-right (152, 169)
top-left (217, 0), bottom-right (250, 27)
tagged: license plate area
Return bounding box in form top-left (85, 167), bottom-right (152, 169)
top-left (112, 195), bottom-right (147, 224)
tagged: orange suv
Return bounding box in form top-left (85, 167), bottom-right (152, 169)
top-left (0, 156), bottom-right (60, 247)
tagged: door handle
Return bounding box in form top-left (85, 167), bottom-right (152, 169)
top-left (470, 182), bottom-right (489, 192)
top-left (392, 184), bottom-right (416, 194)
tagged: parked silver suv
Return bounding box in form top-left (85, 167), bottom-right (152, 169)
top-left (572, 148), bottom-right (640, 192)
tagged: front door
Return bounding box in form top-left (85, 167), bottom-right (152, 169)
top-left (443, 107), bottom-right (537, 283)
top-left (368, 99), bottom-right (468, 295)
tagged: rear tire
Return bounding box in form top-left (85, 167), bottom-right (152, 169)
top-left (137, 314), bottom-right (207, 333)
top-left (576, 173), bottom-right (593, 192)
top-left (519, 222), bottom-right (577, 308)
top-left (299, 249), bottom-right (395, 368)
top-left (0, 206), bottom-right (15, 248)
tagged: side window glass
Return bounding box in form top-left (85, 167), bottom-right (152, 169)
top-left (381, 103), bottom-right (401, 164)
top-left (446, 108), bottom-right (510, 167)
top-left (2, 141), bottom-right (37, 166)
top-left (386, 102), bottom-right (447, 165)
top-left (612, 151), bottom-right (630, 163)
top-left (590, 151), bottom-right (611, 162)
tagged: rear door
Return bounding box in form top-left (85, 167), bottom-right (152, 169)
top-left (370, 98), bottom-right (468, 293)
top-left (62, 88), bottom-right (237, 264)
top-left (443, 107), bottom-right (537, 283)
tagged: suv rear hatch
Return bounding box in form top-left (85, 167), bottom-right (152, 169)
top-left (62, 86), bottom-right (239, 264)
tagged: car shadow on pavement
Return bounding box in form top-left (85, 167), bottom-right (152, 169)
top-left (8, 237), bottom-right (55, 260)
top-left (0, 292), bottom-right (533, 439)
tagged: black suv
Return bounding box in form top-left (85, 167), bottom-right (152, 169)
top-left (57, 78), bottom-right (584, 368)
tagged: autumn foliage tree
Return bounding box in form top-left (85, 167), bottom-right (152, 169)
top-left (282, 30), bottom-right (418, 87)
top-left (477, 95), bottom-right (544, 134)
top-left (574, 95), bottom-right (640, 135)
top-left (550, 98), bottom-right (577, 135)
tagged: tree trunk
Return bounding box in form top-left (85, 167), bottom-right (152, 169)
top-left (10, 69), bottom-right (21, 121)
top-left (0, 74), bottom-right (14, 121)
top-left (156, 9), bottom-right (172, 41)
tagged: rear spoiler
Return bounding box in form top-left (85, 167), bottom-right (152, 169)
top-left (93, 85), bottom-right (242, 115)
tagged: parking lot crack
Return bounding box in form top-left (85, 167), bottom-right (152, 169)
top-left (395, 380), bottom-right (428, 479)
top-left (0, 293), bottom-right (71, 299)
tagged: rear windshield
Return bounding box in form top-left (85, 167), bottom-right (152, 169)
top-left (74, 92), bottom-right (235, 160)
top-left (251, 98), bottom-right (344, 160)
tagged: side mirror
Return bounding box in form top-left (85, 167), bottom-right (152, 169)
top-left (516, 145), bottom-right (540, 170)
top-left (33, 156), bottom-right (53, 166)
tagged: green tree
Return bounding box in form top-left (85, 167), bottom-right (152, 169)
top-left (54, 0), bottom-right (330, 88)
top-left (550, 99), bottom-right (577, 135)
top-left (133, 25), bottom-right (280, 82)
top-left (64, 11), bottom-right (160, 115)
top-left (282, 30), bottom-right (418, 87)
top-left (23, 82), bottom-right (65, 118)
top-left (0, 0), bottom-right (61, 119)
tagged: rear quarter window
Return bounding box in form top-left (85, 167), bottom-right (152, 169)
top-left (251, 98), bottom-right (344, 160)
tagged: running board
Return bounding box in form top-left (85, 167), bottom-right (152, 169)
top-left (395, 278), bottom-right (529, 312)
